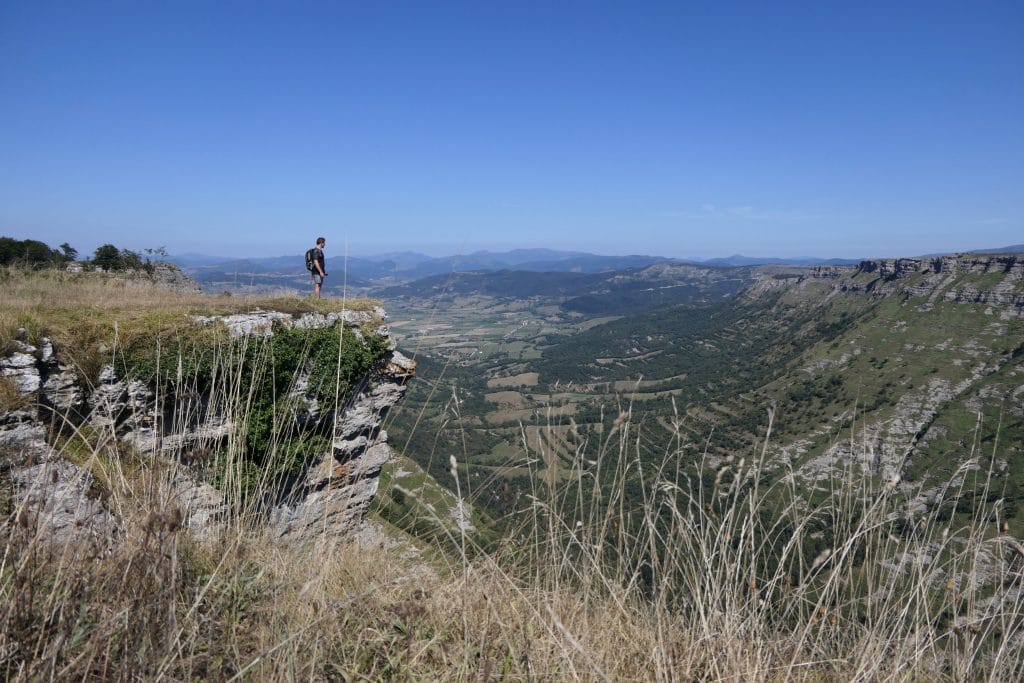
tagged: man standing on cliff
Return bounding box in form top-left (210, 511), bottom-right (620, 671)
top-left (308, 237), bottom-right (327, 299)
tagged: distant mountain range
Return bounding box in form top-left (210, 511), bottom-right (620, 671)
top-left (966, 244), bottom-right (1024, 255)
top-left (699, 254), bottom-right (862, 266)
top-left (169, 245), bottom-right (1023, 295)
top-left (170, 248), bottom-right (849, 277)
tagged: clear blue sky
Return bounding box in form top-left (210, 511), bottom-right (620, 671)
top-left (1, 1), bottom-right (1021, 259)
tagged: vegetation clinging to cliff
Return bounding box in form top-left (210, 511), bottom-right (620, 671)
top-left (1, 265), bottom-right (389, 495)
top-left (122, 322), bottom-right (391, 492)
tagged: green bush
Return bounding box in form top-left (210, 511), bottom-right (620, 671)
top-left (124, 321), bottom-right (391, 497)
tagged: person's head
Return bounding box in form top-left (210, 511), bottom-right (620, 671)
top-left (316, 237), bottom-right (325, 247)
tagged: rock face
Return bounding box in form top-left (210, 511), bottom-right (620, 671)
top-left (193, 307), bottom-right (388, 339)
top-left (844, 254), bottom-right (1024, 313)
top-left (148, 262), bottom-right (202, 293)
top-left (0, 307), bottom-right (414, 547)
top-left (0, 408), bottom-right (120, 556)
top-left (746, 254), bottom-right (1024, 315)
top-left (752, 254), bottom-right (1024, 490)
top-left (2, 332), bottom-right (85, 414)
top-left (270, 362), bottom-right (413, 541)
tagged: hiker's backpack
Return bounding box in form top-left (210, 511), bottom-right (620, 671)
top-left (304, 248), bottom-right (315, 272)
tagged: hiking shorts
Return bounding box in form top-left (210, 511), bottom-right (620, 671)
top-left (311, 273), bottom-right (323, 285)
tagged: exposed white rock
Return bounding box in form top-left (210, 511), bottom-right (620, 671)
top-left (194, 306), bottom-right (388, 340)
top-left (272, 355), bottom-right (412, 543)
top-left (42, 364), bottom-right (84, 414)
top-left (1, 407), bottom-right (119, 554)
top-left (293, 307), bottom-right (386, 330)
top-left (12, 459), bottom-right (120, 553)
top-left (839, 255), bottom-right (1024, 314)
top-left (1, 348), bottom-right (41, 393)
top-left (192, 311), bottom-right (293, 338)
top-left (88, 365), bottom-right (156, 436)
top-left (168, 469), bottom-right (227, 538)
top-left (0, 410), bottom-right (51, 466)
top-left (272, 442), bottom-right (394, 540)
top-left (3, 304), bottom-right (411, 549)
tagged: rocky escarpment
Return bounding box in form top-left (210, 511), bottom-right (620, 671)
top-left (856, 254), bottom-right (1022, 279)
top-left (745, 254), bottom-right (1024, 316)
top-left (844, 254), bottom-right (1024, 313)
top-left (270, 371), bottom-right (412, 540)
top-left (756, 254), bottom-right (1024, 491)
top-left (738, 255), bottom-right (1024, 610)
top-left (1, 307), bottom-right (414, 548)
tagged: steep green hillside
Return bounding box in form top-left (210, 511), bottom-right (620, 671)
top-left (384, 255), bottom-right (1024, 530)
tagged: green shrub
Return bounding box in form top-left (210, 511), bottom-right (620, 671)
top-left (124, 321), bottom-right (391, 497)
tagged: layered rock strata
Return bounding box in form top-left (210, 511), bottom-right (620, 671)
top-left (843, 254), bottom-right (1024, 313)
top-left (0, 308), bottom-right (414, 547)
top-left (0, 408), bottom-right (120, 556)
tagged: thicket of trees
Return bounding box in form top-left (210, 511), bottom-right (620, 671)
top-left (90, 243), bottom-right (148, 271)
top-left (0, 237), bottom-right (75, 269)
top-left (0, 236), bottom-right (165, 272)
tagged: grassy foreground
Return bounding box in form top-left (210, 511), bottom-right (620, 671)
top-left (2, 268), bottom-right (1023, 680)
top-left (0, 266), bottom-right (377, 358)
top-left (5, 415), bottom-right (1023, 680)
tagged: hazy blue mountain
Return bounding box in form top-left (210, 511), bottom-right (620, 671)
top-left (475, 248), bottom-right (590, 264)
top-left (167, 252), bottom-right (236, 267)
top-left (187, 255), bottom-right (402, 282)
top-left (170, 244), bottom-right (1022, 282)
top-left (512, 254), bottom-right (679, 273)
top-left (361, 251), bottom-right (434, 270)
top-left (699, 254), bottom-right (862, 266)
top-left (967, 244), bottom-right (1024, 254)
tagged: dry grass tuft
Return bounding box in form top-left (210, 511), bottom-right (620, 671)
top-left (0, 376), bottom-right (32, 413)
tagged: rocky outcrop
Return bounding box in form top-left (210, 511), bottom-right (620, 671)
top-left (803, 265), bottom-right (850, 279)
top-left (12, 459), bottom-right (120, 555)
top-left (746, 255), bottom-right (1024, 313)
top-left (842, 254), bottom-right (1024, 313)
top-left (67, 261), bottom-right (201, 293)
top-left (2, 331), bottom-right (85, 415)
top-left (855, 254), bottom-right (1023, 279)
top-left (148, 262), bottom-right (202, 293)
top-left (192, 307), bottom-right (387, 339)
top-left (0, 408), bottom-right (120, 556)
top-left (270, 379), bottom-right (408, 540)
top-left (1, 307), bottom-right (414, 547)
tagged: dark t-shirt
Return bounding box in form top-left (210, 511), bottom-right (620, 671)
top-left (311, 247), bottom-right (325, 273)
